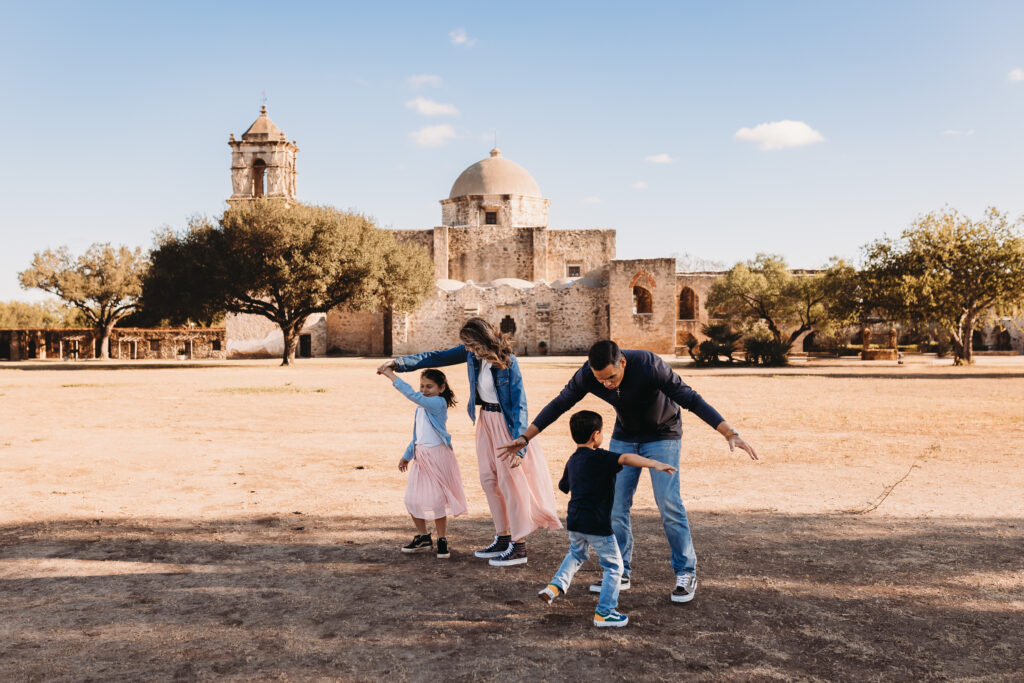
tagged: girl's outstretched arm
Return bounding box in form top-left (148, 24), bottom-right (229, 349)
top-left (391, 376), bottom-right (447, 413)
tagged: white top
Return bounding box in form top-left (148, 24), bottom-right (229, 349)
top-left (477, 360), bottom-right (499, 403)
top-left (414, 407), bottom-right (444, 447)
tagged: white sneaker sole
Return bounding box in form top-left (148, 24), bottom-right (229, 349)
top-left (589, 582), bottom-right (630, 593)
top-left (671, 591), bottom-right (695, 603)
top-left (488, 557), bottom-right (527, 566)
top-left (594, 616), bottom-right (629, 628)
top-left (401, 546), bottom-right (433, 554)
top-left (474, 550), bottom-right (506, 558)
top-left (436, 552), bottom-right (450, 559)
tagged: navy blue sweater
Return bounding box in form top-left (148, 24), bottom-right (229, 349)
top-left (532, 350), bottom-right (725, 442)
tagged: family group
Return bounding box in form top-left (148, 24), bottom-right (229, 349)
top-left (376, 318), bottom-right (758, 628)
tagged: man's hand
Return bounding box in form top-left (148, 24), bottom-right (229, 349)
top-left (729, 435), bottom-right (759, 461)
top-left (496, 437), bottom-right (527, 461)
top-left (398, 458), bottom-right (409, 472)
top-left (377, 360), bottom-right (397, 375)
top-left (655, 463), bottom-right (678, 475)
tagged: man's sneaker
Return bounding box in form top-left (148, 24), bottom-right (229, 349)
top-left (401, 534), bottom-right (433, 553)
top-left (593, 609), bottom-right (629, 628)
top-left (474, 535), bottom-right (511, 558)
top-left (436, 537), bottom-right (450, 559)
top-left (488, 541), bottom-right (527, 566)
top-left (589, 576), bottom-right (630, 593)
top-left (538, 584), bottom-right (562, 604)
top-left (671, 574), bottom-right (697, 603)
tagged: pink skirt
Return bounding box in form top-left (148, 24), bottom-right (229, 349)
top-left (476, 410), bottom-right (562, 540)
top-left (404, 444), bottom-right (469, 520)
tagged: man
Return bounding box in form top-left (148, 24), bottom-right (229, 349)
top-left (497, 340), bottom-right (758, 603)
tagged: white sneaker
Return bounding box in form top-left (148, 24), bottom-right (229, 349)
top-left (589, 577), bottom-right (630, 593)
top-left (671, 574), bottom-right (697, 603)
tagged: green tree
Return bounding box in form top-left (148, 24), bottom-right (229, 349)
top-left (18, 244), bottom-right (147, 358)
top-left (706, 254), bottom-right (828, 345)
top-left (144, 200), bottom-right (433, 365)
top-left (0, 300), bottom-right (87, 328)
top-left (862, 207), bottom-right (1024, 365)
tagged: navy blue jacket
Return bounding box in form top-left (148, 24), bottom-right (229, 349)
top-left (394, 345), bottom-right (529, 456)
top-left (533, 350), bottom-right (725, 443)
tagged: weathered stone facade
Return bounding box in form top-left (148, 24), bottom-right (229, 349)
top-left (0, 328), bottom-right (226, 361)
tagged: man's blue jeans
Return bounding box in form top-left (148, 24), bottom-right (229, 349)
top-left (608, 438), bottom-right (695, 579)
top-left (549, 531), bottom-right (623, 614)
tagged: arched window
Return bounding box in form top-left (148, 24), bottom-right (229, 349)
top-left (802, 331), bottom-right (817, 352)
top-left (500, 315), bottom-right (517, 336)
top-left (633, 286), bottom-right (653, 314)
top-left (678, 287), bottom-right (698, 320)
top-left (252, 159), bottom-right (267, 197)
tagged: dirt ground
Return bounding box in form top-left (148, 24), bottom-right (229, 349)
top-left (1, 355), bottom-right (1022, 681)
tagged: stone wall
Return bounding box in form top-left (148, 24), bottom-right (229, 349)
top-left (0, 328), bottom-right (226, 361)
top-left (445, 226), bottom-right (538, 282)
top-left (440, 194), bottom-right (549, 228)
top-left (326, 308), bottom-right (386, 356)
top-left (225, 313), bottom-right (327, 358)
top-left (608, 258), bottom-right (677, 353)
top-left (545, 229), bottom-right (616, 281)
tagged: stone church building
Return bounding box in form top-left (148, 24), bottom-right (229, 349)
top-left (225, 107), bottom-right (715, 359)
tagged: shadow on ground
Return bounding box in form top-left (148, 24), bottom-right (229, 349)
top-left (1, 512), bottom-right (1021, 681)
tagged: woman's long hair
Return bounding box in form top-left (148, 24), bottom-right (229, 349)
top-left (459, 317), bottom-right (512, 369)
top-left (421, 369), bottom-right (456, 408)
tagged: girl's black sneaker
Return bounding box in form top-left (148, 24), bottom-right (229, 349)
top-left (436, 537), bottom-right (450, 559)
top-left (401, 534), bottom-right (433, 553)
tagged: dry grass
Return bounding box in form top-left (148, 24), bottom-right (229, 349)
top-left (2, 355), bottom-right (1023, 681)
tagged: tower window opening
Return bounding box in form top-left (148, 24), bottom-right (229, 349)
top-left (633, 286), bottom-right (653, 315)
top-left (566, 263), bottom-right (582, 278)
top-left (252, 159), bottom-right (267, 197)
top-left (485, 211), bottom-right (497, 225)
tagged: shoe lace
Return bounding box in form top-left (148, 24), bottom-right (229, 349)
top-left (675, 575), bottom-right (694, 589)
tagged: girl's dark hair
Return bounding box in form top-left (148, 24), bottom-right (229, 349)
top-left (459, 317), bottom-right (512, 368)
top-left (421, 369), bottom-right (456, 408)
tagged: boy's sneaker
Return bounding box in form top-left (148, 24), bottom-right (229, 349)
top-left (671, 574), bottom-right (697, 603)
top-left (593, 609), bottom-right (629, 628)
top-left (436, 537), bottom-right (450, 559)
top-left (538, 584), bottom-right (562, 604)
top-left (401, 534), bottom-right (433, 553)
top-left (488, 541), bottom-right (527, 566)
top-left (474, 534), bottom-right (511, 558)
top-left (589, 576), bottom-right (630, 593)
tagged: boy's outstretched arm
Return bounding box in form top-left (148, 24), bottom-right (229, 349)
top-left (618, 453), bottom-right (677, 475)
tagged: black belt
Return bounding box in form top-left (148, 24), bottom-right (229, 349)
top-left (479, 401), bottom-right (501, 412)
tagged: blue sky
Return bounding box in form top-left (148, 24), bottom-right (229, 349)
top-left (2, 1), bottom-right (1023, 301)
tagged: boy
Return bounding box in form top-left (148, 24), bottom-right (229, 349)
top-left (538, 410), bottom-right (677, 627)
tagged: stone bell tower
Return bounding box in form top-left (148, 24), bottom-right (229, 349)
top-left (228, 105), bottom-right (299, 203)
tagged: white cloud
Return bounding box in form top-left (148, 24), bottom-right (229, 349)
top-left (408, 74), bottom-right (442, 88)
top-left (644, 153), bottom-right (676, 164)
top-left (449, 28), bottom-right (477, 47)
top-left (405, 97), bottom-right (460, 117)
top-left (734, 120), bottom-right (826, 151)
top-left (1008, 68), bottom-right (1024, 82)
top-left (942, 129), bottom-right (975, 136)
top-left (632, 181), bottom-right (648, 190)
top-left (582, 196), bottom-right (603, 205)
top-left (410, 124), bottom-right (457, 148)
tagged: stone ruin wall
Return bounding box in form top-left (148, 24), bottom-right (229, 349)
top-left (607, 258), bottom-right (677, 354)
top-left (326, 308), bottom-right (386, 356)
top-left (440, 195), bottom-right (550, 228)
top-left (392, 280), bottom-right (609, 357)
top-left (545, 229), bottom-right (616, 281)
top-left (675, 273), bottom-right (722, 347)
top-left (225, 312), bottom-right (326, 358)
top-left (0, 328), bottom-right (226, 361)
top-left (444, 226), bottom-right (538, 282)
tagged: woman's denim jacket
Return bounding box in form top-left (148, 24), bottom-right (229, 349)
top-left (394, 345), bottom-right (529, 457)
top-left (392, 377), bottom-right (452, 462)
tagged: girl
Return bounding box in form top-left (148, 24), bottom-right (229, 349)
top-left (378, 365), bottom-right (468, 559)
top-left (379, 317), bottom-right (561, 567)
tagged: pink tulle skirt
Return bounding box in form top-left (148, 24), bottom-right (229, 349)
top-left (476, 410), bottom-right (562, 540)
top-left (404, 443), bottom-right (469, 520)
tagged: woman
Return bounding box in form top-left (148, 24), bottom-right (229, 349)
top-left (379, 317), bottom-right (561, 566)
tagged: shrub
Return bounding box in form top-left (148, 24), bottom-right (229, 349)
top-left (687, 323), bottom-right (742, 367)
top-left (744, 336), bottom-right (793, 366)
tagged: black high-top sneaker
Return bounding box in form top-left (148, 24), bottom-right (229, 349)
top-left (488, 540), bottom-right (527, 566)
top-left (401, 534), bottom-right (433, 553)
top-left (474, 534), bottom-right (511, 558)
top-left (436, 537), bottom-right (450, 559)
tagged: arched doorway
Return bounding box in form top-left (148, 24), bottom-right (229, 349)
top-left (633, 286), bottom-right (653, 314)
top-left (252, 159), bottom-right (267, 197)
top-left (500, 314), bottom-right (517, 336)
top-left (678, 287), bottom-right (698, 320)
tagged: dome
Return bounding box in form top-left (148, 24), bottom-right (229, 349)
top-left (448, 148), bottom-right (542, 199)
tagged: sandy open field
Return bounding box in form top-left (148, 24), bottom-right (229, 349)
top-left (1, 354), bottom-right (1023, 681)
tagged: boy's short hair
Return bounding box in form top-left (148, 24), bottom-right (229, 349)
top-left (588, 340), bottom-right (622, 371)
top-left (569, 410), bottom-right (603, 445)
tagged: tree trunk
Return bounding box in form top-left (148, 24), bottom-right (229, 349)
top-left (957, 313), bottom-right (976, 365)
top-left (97, 323), bottom-right (115, 360)
top-left (281, 324), bottom-right (299, 366)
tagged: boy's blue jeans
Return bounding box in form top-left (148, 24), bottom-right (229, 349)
top-left (608, 438), bottom-right (696, 579)
top-left (549, 531), bottom-right (623, 614)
